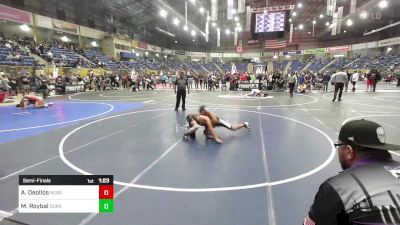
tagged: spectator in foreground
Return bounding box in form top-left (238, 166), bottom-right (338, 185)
top-left (305, 119), bottom-right (400, 225)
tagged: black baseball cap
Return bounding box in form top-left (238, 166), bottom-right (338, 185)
top-left (339, 119), bottom-right (400, 150)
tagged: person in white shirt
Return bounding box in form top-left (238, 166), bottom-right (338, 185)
top-left (330, 70), bottom-right (348, 102)
top-left (351, 71), bottom-right (360, 92)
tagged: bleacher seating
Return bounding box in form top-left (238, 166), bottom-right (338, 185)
top-left (84, 49), bottom-right (118, 69)
top-left (0, 42), bottom-right (38, 66)
top-left (273, 61), bottom-right (288, 71)
top-left (290, 60), bottom-right (307, 71)
top-left (42, 43), bottom-right (92, 67)
top-left (308, 58), bottom-right (331, 72)
top-left (349, 52), bottom-right (400, 70)
top-left (236, 63), bottom-right (247, 73)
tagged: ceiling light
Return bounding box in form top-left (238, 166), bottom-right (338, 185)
top-left (212, 22), bottom-right (216, 27)
top-left (312, 20), bottom-right (316, 24)
top-left (234, 16), bottom-right (239, 22)
top-left (346, 19), bottom-right (353, 26)
top-left (325, 22), bottom-right (330, 26)
top-left (344, 30), bottom-right (347, 33)
top-left (378, 0), bottom-right (388, 8)
top-left (191, 30), bottom-right (196, 36)
top-left (297, 3), bottom-right (303, 8)
top-left (360, 11), bottom-right (367, 19)
top-left (19, 24), bottom-right (31, 32)
top-left (292, 11), bottom-right (297, 16)
top-left (225, 29), bottom-right (231, 35)
top-left (160, 9), bottom-right (167, 18)
top-left (319, 14), bottom-right (324, 18)
top-left (61, 36), bottom-right (69, 42)
top-left (173, 18), bottom-right (180, 26)
top-left (183, 25), bottom-right (189, 31)
top-left (199, 7), bottom-right (205, 14)
top-left (299, 24), bottom-right (304, 30)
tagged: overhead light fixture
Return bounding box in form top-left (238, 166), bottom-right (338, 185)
top-left (212, 22), bottom-right (216, 27)
top-left (312, 20), bottom-right (316, 24)
top-left (234, 16), bottom-right (239, 22)
top-left (292, 11), bottom-right (297, 16)
top-left (199, 7), bottom-right (205, 14)
top-left (191, 30), bottom-right (196, 36)
top-left (319, 14), bottom-right (324, 18)
top-left (344, 30), bottom-right (347, 33)
top-left (360, 11), bottom-right (367, 19)
top-left (378, 0), bottom-right (388, 8)
top-left (19, 24), bottom-right (31, 32)
top-left (299, 24), bottom-right (304, 30)
top-left (91, 41), bottom-right (98, 47)
top-left (325, 22), bottom-right (330, 26)
top-left (346, 19), bottom-right (353, 26)
top-left (160, 9), bottom-right (167, 18)
top-left (173, 18), bottom-right (180, 26)
top-left (297, 3), bottom-right (303, 8)
top-left (61, 36), bottom-right (69, 42)
top-left (183, 25), bottom-right (189, 31)
top-left (225, 29), bottom-right (231, 35)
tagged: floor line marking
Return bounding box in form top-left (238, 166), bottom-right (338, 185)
top-left (59, 108), bottom-right (336, 192)
top-left (0, 113), bottom-right (167, 180)
top-left (78, 139), bottom-right (182, 225)
top-left (258, 100), bottom-right (277, 225)
top-left (0, 102), bottom-right (114, 133)
top-left (143, 100), bottom-right (155, 104)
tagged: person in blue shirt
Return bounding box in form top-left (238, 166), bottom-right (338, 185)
top-left (322, 72), bottom-right (332, 92)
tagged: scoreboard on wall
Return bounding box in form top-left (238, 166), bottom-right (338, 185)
top-left (255, 11), bottom-right (286, 33)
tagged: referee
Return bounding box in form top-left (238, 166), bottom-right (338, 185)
top-left (331, 69), bottom-right (348, 102)
top-left (305, 119), bottom-right (400, 225)
top-left (174, 72), bottom-right (189, 111)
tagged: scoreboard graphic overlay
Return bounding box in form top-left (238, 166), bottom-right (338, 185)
top-left (255, 11), bottom-right (286, 33)
top-left (19, 175), bottom-right (113, 213)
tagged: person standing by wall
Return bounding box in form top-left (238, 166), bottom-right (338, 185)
top-left (351, 70), bottom-right (360, 92)
top-left (174, 72), bottom-right (189, 111)
top-left (331, 69), bottom-right (348, 102)
top-left (322, 71), bottom-right (331, 92)
top-left (287, 72), bottom-right (297, 98)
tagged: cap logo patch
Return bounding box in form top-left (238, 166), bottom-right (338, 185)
top-left (377, 127), bottom-right (386, 144)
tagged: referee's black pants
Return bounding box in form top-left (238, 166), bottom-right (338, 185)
top-left (333, 82), bottom-right (344, 101)
top-left (175, 90), bottom-right (186, 110)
